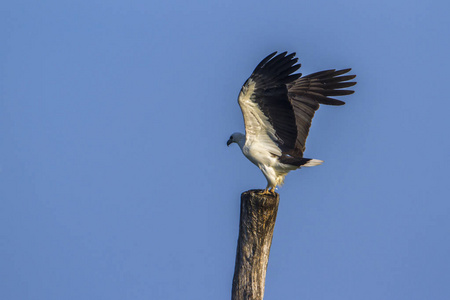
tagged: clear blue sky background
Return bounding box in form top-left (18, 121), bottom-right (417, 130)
top-left (2, 1), bottom-right (450, 299)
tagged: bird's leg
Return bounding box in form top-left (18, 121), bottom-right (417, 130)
top-left (262, 188), bottom-right (271, 195)
top-left (262, 185), bottom-right (276, 195)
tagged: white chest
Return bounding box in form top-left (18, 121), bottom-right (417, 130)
top-left (242, 142), bottom-right (276, 167)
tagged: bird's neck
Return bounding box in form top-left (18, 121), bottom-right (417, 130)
top-left (236, 134), bottom-right (246, 150)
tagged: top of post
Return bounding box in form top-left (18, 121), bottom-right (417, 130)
top-left (241, 189), bottom-right (280, 208)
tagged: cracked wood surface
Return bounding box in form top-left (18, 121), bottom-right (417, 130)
top-left (232, 190), bottom-right (280, 300)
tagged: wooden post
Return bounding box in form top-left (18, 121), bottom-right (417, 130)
top-left (232, 189), bottom-right (280, 300)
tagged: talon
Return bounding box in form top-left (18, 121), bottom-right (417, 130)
top-left (261, 187), bottom-right (276, 195)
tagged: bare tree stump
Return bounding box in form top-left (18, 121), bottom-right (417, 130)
top-left (232, 189), bottom-right (280, 300)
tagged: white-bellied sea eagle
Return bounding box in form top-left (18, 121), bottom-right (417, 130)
top-left (227, 51), bottom-right (356, 194)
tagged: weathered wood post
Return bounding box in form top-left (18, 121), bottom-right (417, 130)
top-left (232, 189), bottom-right (280, 300)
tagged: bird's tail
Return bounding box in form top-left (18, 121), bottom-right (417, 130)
top-left (279, 155), bottom-right (323, 168)
top-left (300, 158), bottom-right (323, 167)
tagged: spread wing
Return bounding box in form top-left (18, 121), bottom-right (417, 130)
top-left (287, 69), bottom-right (356, 156)
top-left (237, 52), bottom-right (302, 156)
top-left (237, 51), bottom-right (356, 159)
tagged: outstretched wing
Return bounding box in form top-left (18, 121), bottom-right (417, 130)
top-left (287, 69), bottom-right (357, 156)
top-left (238, 52), bottom-right (301, 156)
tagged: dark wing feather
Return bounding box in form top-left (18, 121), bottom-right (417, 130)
top-left (287, 69), bottom-right (357, 156)
top-left (240, 52), bottom-right (302, 152)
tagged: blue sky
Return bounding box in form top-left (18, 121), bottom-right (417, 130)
top-left (2, 1), bottom-right (450, 299)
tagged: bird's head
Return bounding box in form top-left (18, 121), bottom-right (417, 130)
top-left (227, 132), bottom-right (245, 147)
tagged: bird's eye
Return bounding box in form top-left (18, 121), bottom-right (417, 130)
top-left (230, 136), bottom-right (233, 140)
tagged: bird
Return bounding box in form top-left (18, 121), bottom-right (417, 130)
top-left (227, 51), bottom-right (356, 194)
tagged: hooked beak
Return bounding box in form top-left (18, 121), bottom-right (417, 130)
top-left (227, 139), bottom-right (232, 146)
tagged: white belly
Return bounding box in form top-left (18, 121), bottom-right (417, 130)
top-left (240, 140), bottom-right (298, 188)
top-left (242, 142), bottom-right (277, 167)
